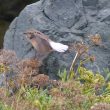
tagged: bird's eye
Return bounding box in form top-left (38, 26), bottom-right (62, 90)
top-left (37, 32), bottom-right (40, 34)
top-left (29, 35), bottom-right (35, 39)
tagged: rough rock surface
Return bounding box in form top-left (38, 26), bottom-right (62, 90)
top-left (3, 0), bottom-right (110, 78)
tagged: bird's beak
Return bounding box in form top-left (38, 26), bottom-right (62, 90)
top-left (23, 32), bottom-right (28, 39)
top-left (24, 32), bottom-right (29, 38)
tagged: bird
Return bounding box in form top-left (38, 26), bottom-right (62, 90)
top-left (24, 29), bottom-right (68, 60)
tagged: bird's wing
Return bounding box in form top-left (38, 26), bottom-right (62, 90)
top-left (49, 41), bottom-right (68, 52)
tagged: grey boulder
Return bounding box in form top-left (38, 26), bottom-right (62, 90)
top-left (3, 0), bottom-right (110, 78)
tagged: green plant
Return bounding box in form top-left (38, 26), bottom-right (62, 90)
top-left (58, 69), bottom-right (67, 82)
top-left (20, 87), bottom-right (52, 110)
top-left (104, 68), bottom-right (110, 82)
top-left (0, 102), bottom-right (12, 110)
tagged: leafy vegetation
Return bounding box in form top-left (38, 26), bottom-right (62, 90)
top-left (0, 102), bottom-right (12, 110)
top-left (0, 34), bottom-right (110, 110)
top-left (0, 64), bottom-right (110, 110)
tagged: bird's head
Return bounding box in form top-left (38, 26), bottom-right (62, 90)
top-left (24, 29), bottom-right (38, 40)
top-left (24, 28), bottom-right (49, 42)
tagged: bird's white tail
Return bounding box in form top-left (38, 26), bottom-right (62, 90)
top-left (49, 41), bottom-right (68, 52)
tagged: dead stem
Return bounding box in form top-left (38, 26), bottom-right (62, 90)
top-left (69, 52), bottom-right (79, 75)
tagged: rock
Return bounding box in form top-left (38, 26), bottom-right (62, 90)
top-left (3, 0), bottom-right (110, 78)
